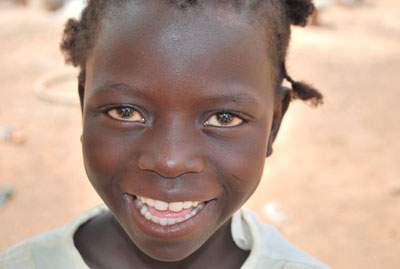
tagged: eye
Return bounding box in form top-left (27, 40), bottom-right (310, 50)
top-left (107, 106), bottom-right (145, 122)
top-left (204, 112), bottom-right (243, 127)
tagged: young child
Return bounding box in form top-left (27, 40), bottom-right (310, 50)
top-left (1, 0), bottom-right (329, 268)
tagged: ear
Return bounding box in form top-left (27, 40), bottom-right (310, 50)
top-left (78, 81), bottom-right (85, 113)
top-left (266, 87), bottom-right (291, 157)
top-left (77, 70), bottom-right (86, 113)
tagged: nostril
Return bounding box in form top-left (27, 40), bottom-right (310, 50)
top-left (137, 152), bottom-right (205, 178)
top-left (186, 158), bottom-right (206, 173)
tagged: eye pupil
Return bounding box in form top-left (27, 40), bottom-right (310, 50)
top-left (217, 112), bottom-right (233, 124)
top-left (117, 107), bottom-right (135, 118)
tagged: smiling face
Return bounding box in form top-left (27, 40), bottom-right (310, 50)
top-left (81, 1), bottom-right (283, 262)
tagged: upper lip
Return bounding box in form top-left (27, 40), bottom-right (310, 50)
top-left (128, 193), bottom-right (214, 203)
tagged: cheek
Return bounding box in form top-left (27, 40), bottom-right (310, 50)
top-left (228, 138), bottom-right (267, 185)
top-left (81, 124), bottom-right (131, 197)
top-left (212, 125), bottom-right (270, 206)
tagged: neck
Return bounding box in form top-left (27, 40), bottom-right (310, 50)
top-left (75, 211), bottom-right (249, 269)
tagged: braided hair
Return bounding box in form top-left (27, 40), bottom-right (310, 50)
top-left (60, 0), bottom-right (323, 107)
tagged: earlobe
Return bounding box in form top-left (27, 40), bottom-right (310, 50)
top-left (266, 87), bottom-right (291, 157)
top-left (266, 144), bottom-right (273, 157)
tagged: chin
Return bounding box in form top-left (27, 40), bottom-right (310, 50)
top-left (140, 242), bottom-right (199, 262)
top-left (109, 196), bottom-right (218, 264)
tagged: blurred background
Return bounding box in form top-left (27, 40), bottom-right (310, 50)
top-left (0, 0), bottom-right (399, 268)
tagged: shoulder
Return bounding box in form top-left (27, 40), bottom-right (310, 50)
top-left (0, 227), bottom-right (69, 269)
top-left (0, 204), bottom-right (108, 269)
top-left (232, 208), bottom-right (330, 269)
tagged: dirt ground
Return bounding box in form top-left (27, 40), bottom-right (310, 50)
top-left (0, 1), bottom-right (399, 268)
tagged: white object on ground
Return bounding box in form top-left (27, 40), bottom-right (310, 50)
top-left (314, 0), bottom-right (333, 9)
top-left (56, 0), bottom-right (85, 19)
top-left (0, 126), bottom-right (13, 140)
top-left (263, 201), bottom-right (289, 227)
top-left (0, 126), bottom-right (26, 144)
top-left (0, 185), bottom-right (14, 208)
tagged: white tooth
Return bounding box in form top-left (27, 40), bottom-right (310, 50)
top-left (146, 198), bottom-right (155, 207)
top-left (190, 210), bottom-right (196, 216)
top-left (184, 214), bottom-right (191, 220)
top-left (140, 206), bottom-right (147, 216)
top-left (159, 218), bottom-right (168, 226)
top-left (167, 218), bottom-right (177, 225)
top-left (169, 202), bottom-right (183, 212)
top-left (154, 200), bottom-right (168, 211)
top-left (192, 201), bottom-right (199, 207)
top-left (176, 217), bottom-right (184, 223)
top-left (136, 199), bottom-right (143, 207)
top-left (139, 196), bottom-right (146, 203)
top-left (151, 216), bottom-right (160, 224)
top-left (192, 205), bottom-right (202, 214)
top-left (145, 212), bottom-right (152, 220)
top-left (182, 201), bottom-right (192, 209)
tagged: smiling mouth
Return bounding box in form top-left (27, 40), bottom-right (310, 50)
top-left (134, 196), bottom-right (206, 226)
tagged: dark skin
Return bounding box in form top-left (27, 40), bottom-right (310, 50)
top-left (74, 2), bottom-right (290, 268)
top-left (75, 212), bottom-right (248, 268)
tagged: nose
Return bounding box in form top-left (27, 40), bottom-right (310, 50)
top-left (137, 121), bottom-right (206, 178)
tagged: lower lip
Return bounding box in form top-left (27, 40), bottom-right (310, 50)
top-left (124, 194), bottom-right (216, 239)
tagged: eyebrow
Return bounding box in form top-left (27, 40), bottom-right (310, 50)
top-left (204, 92), bottom-right (261, 105)
top-left (91, 82), bottom-right (147, 98)
top-left (91, 82), bottom-right (262, 105)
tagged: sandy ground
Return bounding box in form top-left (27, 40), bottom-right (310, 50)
top-left (0, 1), bottom-right (399, 268)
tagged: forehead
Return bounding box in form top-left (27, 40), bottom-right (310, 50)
top-left (86, 1), bottom-right (274, 101)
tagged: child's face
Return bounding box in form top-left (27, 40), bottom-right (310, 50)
top-left (81, 2), bottom-right (282, 261)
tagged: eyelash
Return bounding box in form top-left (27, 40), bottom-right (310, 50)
top-left (103, 106), bottom-right (246, 128)
top-left (203, 111), bottom-right (246, 128)
top-left (105, 105), bottom-right (146, 123)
